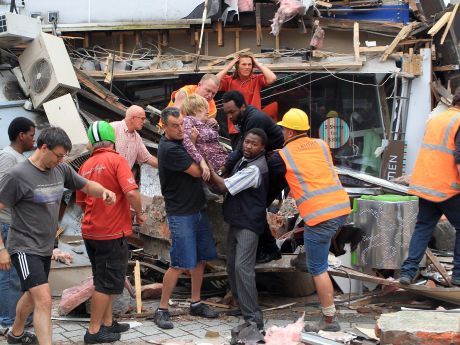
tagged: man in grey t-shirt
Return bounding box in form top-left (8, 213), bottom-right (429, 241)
top-left (0, 117), bottom-right (36, 329)
top-left (0, 127), bottom-right (117, 345)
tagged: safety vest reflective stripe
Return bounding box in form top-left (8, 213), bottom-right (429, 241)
top-left (443, 114), bottom-right (460, 145)
top-left (409, 185), bottom-right (447, 199)
top-left (420, 143), bottom-right (453, 155)
top-left (303, 202), bottom-right (351, 224)
top-left (281, 139), bottom-right (344, 215)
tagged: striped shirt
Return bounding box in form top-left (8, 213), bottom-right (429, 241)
top-left (224, 164), bottom-right (261, 196)
top-left (111, 120), bottom-right (152, 168)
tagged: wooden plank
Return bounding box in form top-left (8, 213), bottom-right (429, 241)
top-left (74, 67), bottom-right (127, 112)
top-left (328, 266), bottom-right (399, 287)
top-left (407, 0), bottom-right (418, 13)
top-left (316, 0), bottom-right (332, 8)
top-left (134, 260), bottom-right (142, 313)
top-left (207, 48), bottom-right (250, 67)
top-left (353, 22), bottom-right (360, 62)
top-left (190, 27), bottom-right (196, 46)
top-left (119, 33), bottom-right (124, 53)
top-left (441, 3), bottom-right (459, 45)
top-left (135, 31), bottom-right (142, 47)
top-left (83, 33), bottom-right (89, 48)
top-left (380, 23), bottom-right (416, 62)
top-left (359, 46), bottom-right (387, 53)
top-left (433, 64), bottom-right (460, 72)
top-left (103, 53), bottom-right (114, 84)
top-left (235, 30), bottom-right (240, 51)
top-left (427, 12), bottom-right (451, 36)
top-left (275, 34), bottom-right (280, 51)
top-left (216, 20), bottom-right (223, 47)
top-left (425, 248), bottom-right (452, 287)
top-left (84, 60), bottom-right (364, 80)
top-left (256, 3), bottom-right (262, 46)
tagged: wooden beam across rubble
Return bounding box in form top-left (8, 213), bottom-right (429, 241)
top-left (83, 59), bottom-right (364, 80)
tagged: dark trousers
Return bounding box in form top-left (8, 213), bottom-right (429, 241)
top-left (226, 227), bottom-right (263, 326)
top-left (401, 193), bottom-right (460, 279)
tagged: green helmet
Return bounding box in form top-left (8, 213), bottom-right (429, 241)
top-left (88, 121), bottom-right (115, 145)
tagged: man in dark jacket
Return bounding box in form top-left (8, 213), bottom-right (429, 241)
top-left (221, 90), bottom-right (284, 263)
top-left (209, 128), bottom-right (268, 330)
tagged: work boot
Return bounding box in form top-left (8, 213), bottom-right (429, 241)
top-left (152, 309), bottom-right (174, 329)
top-left (84, 328), bottom-right (120, 344)
top-left (190, 302), bottom-right (219, 318)
top-left (101, 320), bottom-right (130, 333)
top-left (6, 331), bottom-right (37, 345)
top-left (304, 315), bottom-right (341, 332)
top-left (290, 251), bottom-right (307, 271)
top-left (399, 275), bottom-right (413, 285)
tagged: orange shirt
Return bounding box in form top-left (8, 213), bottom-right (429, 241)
top-left (168, 85), bottom-right (217, 118)
top-left (219, 74), bottom-right (268, 109)
top-left (77, 148), bottom-right (138, 240)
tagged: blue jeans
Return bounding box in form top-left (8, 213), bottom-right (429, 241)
top-left (304, 215), bottom-right (347, 276)
top-left (167, 210), bottom-right (217, 269)
top-left (401, 194), bottom-right (460, 279)
top-left (0, 223), bottom-right (22, 327)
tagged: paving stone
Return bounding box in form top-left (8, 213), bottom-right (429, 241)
top-left (120, 330), bottom-right (145, 341)
top-left (59, 323), bottom-right (85, 331)
top-left (161, 328), bottom-right (188, 337)
top-left (205, 324), bottom-right (233, 333)
top-left (68, 335), bottom-right (85, 344)
top-left (188, 328), bottom-right (209, 338)
top-left (136, 325), bottom-right (165, 336)
top-left (64, 328), bottom-right (87, 338)
top-left (51, 326), bottom-right (66, 334)
top-left (197, 319), bottom-right (223, 327)
top-left (53, 333), bottom-right (69, 341)
top-left (376, 311), bottom-right (460, 345)
top-left (142, 334), bottom-right (172, 343)
top-left (178, 323), bottom-right (207, 332)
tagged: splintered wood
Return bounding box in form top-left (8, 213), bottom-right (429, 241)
top-left (380, 23), bottom-right (416, 62)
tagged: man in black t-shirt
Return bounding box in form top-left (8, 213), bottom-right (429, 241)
top-left (152, 107), bottom-right (218, 330)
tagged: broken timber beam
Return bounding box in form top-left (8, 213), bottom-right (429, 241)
top-left (425, 248), bottom-right (452, 287)
top-left (353, 22), bottom-right (360, 62)
top-left (74, 67), bottom-right (127, 112)
top-left (380, 23), bottom-right (416, 62)
top-left (207, 48), bottom-right (250, 67)
top-left (427, 12), bottom-right (452, 36)
top-left (440, 3), bottom-right (459, 45)
top-left (433, 64), bottom-right (460, 72)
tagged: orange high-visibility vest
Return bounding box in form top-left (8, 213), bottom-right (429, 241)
top-left (279, 135), bottom-right (351, 226)
top-left (168, 85), bottom-right (217, 118)
top-left (408, 108), bottom-right (460, 202)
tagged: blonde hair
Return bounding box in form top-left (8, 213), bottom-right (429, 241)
top-left (180, 94), bottom-right (209, 116)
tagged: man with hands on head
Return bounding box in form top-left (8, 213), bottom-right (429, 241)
top-left (0, 127), bottom-right (116, 345)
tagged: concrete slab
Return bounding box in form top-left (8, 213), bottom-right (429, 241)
top-left (376, 311), bottom-right (460, 345)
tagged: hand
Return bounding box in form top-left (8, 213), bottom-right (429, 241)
top-left (135, 212), bottom-right (146, 225)
top-left (191, 126), bottom-right (199, 144)
top-left (200, 160), bottom-right (211, 181)
top-left (102, 190), bottom-right (116, 205)
top-left (253, 57), bottom-right (263, 69)
top-left (229, 56), bottom-right (239, 69)
top-left (206, 118), bottom-right (219, 129)
top-left (0, 249), bottom-right (11, 271)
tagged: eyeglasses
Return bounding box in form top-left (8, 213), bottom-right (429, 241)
top-left (50, 149), bottom-right (68, 160)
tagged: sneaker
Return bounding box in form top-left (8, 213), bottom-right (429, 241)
top-left (304, 315), bottom-right (341, 332)
top-left (7, 331), bottom-right (37, 344)
top-left (451, 277), bottom-right (460, 286)
top-left (190, 303), bottom-right (219, 318)
top-left (153, 309), bottom-right (174, 329)
top-left (101, 320), bottom-right (130, 333)
top-left (399, 275), bottom-right (413, 285)
top-left (84, 328), bottom-right (120, 344)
